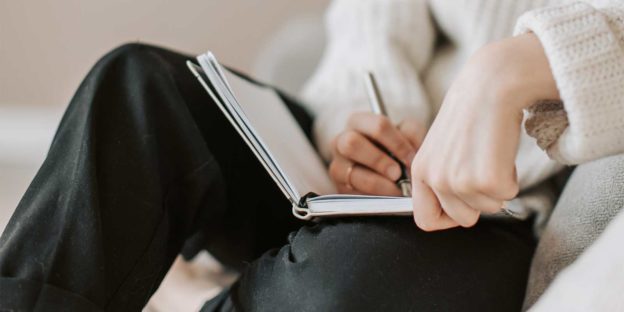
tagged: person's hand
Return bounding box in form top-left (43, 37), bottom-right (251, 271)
top-left (329, 112), bottom-right (425, 195)
top-left (410, 33), bottom-right (560, 231)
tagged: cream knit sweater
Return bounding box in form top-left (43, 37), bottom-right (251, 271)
top-left (301, 0), bottom-right (624, 216)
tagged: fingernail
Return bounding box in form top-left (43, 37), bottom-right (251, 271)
top-left (387, 165), bottom-right (401, 180)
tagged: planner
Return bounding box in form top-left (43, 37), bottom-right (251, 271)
top-left (187, 52), bottom-right (413, 220)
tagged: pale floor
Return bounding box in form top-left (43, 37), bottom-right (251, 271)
top-left (0, 165), bottom-right (32, 231)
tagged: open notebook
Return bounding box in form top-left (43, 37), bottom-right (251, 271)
top-left (187, 52), bottom-right (413, 220)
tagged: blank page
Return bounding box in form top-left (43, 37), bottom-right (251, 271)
top-left (221, 69), bottom-right (336, 199)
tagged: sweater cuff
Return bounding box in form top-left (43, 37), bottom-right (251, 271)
top-left (515, 2), bottom-right (624, 165)
top-left (524, 100), bottom-right (569, 151)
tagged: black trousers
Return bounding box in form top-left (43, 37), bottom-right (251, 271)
top-left (0, 44), bottom-right (536, 312)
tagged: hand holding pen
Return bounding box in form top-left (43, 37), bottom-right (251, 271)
top-left (362, 72), bottom-right (517, 218)
top-left (363, 72), bottom-right (413, 197)
top-left (327, 73), bottom-right (425, 197)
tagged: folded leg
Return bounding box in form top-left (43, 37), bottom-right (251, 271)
top-left (205, 217), bottom-right (536, 312)
top-left (0, 43), bottom-right (306, 311)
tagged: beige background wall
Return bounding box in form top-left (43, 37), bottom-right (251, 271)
top-left (0, 0), bottom-right (329, 231)
top-left (0, 0), bottom-right (329, 108)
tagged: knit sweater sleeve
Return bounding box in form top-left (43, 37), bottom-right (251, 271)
top-left (515, 0), bottom-right (624, 165)
top-left (300, 0), bottom-right (436, 160)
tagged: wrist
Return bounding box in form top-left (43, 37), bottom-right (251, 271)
top-left (482, 33), bottom-right (560, 111)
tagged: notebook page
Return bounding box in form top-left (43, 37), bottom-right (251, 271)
top-left (188, 61), bottom-right (295, 203)
top-left (201, 56), bottom-right (296, 197)
top-left (217, 65), bottom-right (336, 198)
top-left (196, 57), bottom-right (298, 201)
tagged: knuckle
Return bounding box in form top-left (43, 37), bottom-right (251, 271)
top-left (371, 117), bottom-right (391, 137)
top-left (371, 153), bottom-right (389, 171)
top-left (412, 122), bottom-right (426, 139)
top-left (451, 175), bottom-right (474, 196)
top-left (401, 120), bottom-right (421, 138)
top-left (476, 173), bottom-right (519, 199)
top-left (475, 174), bottom-right (498, 194)
top-left (338, 131), bottom-right (360, 154)
top-left (341, 185), bottom-right (355, 194)
top-left (398, 119), bottom-right (413, 132)
top-left (347, 112), bottom-right (363, 126)
top-left (372, 179), bottom-right (388, 192)
top-left (503, 181), bottom-right (520, 199)
top-left (459, 212), bottom-right (480, 228)
top-left (429, 175), bottom-right (450, 193)
top-left (415, 218), bottom-right (436, 232)
top-left (397, 145), bottom-right (413, 159)
top-left (362, 175), bottom-right (378, 191)
top-left (364, 176), bottom-right (385, 193)
top-left (328, 161), bottom-right (341, 179)
top-left (483, 202), bottom-right (503, 214)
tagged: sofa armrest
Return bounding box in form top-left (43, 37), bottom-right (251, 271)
top-left (524, 153), bottom-right (624, 309)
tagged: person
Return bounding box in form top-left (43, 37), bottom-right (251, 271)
top-left (1, 0), bottom-right (623, 311)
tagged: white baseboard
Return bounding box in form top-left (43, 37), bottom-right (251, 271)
top-left (0, 106), bottom-right (64, 229)
top-left (0, 105), bottom-right (64, 166)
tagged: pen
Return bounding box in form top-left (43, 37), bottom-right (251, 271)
top-left (364, 72), bottom-right (412, 197)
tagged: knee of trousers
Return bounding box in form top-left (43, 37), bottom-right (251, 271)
top-left (76, 43), bottom-right (186, 115)
top-left (54, 42), bottom-right (205, 145)
top-left (94, 42), bottom-right (169, 80)
top-left (99, 42), bottom-right (170, 71)
top-left (231, 218), bottom-right (534, 311)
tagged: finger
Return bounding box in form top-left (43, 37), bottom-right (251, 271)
top-left (398, 120), bottom-right (426, 151)
top-left (348, 113), bottom-right (415, 165)
top-left (411, 179), bottom-right (459, 232)
top-left (455, 189), bottom-right (504, 215)
top-left (330, 157), bottom-right (366, 194)
top-left (328, 155), bottom-right (352, 185)
top-left (432, 189), bottom-right (480, 228)
top-left (480, 118), bottom-right (521, 200)
top-left (397, 121), bottom-right (425, 171)
top-left (335, 130), bottom-right (403, 180)
top-left (350, 165), bottom-right (402, 196)
top-left (336, 183), bottom-right (363, 195)
top-left (474, 168), bottom-right (520, 201)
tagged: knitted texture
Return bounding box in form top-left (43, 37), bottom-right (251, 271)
top-left (515, 1), bottom-right (624, 164)
top-left (525, 100), bottom-right (569, 150)
top-left (300, 0), bottom-right (624, 205)
top-left (301, 0), bottom-right (568, 194)
top-left (301, 0), bottom-right (435, 161)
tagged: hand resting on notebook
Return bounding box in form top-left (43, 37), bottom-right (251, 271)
top-left (409, 33), bottom-right (560, 231)
top-left (329, 112), bottom-right (426, 196)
